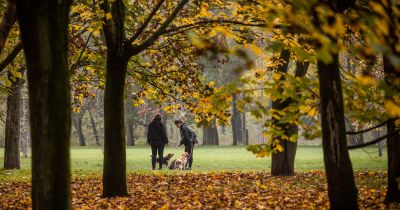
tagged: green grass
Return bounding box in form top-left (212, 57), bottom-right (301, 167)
top-left (0, 146), bottom-right (387, 182)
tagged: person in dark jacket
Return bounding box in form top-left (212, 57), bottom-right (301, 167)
top-left (174, 119), bottom-right (194, 170)
top-left (148, 113), bottom-right (168, 170)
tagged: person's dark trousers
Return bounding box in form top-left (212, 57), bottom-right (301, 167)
top-left (151, 146), bottom-right (164, 169)
top-left (184, 143), bottom-right (193, 168)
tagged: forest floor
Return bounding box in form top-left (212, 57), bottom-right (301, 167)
top-left (0, 146), bottom-right (397, 209)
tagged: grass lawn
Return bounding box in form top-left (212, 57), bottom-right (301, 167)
top-left (0, 146), bottom-right (387, 182)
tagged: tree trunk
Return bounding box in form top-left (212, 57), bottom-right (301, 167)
top-left (16, 0), bottom-right (72, 209)
top-left (271, 49), bottom-right (298, 176)
top-left (88, 109), bottom-right (101, 146)
top-left (126, 119), bottom-right (135, 146)
top-left (385, 119), bottom-right (400, 203)
top-left (4, 69), bottom-right (24, 169)
top-left (103, 55), bottom-right (128, 197)
top-left (271, 125), bottom-right (298, 176)
top-left (383, 56), bottom-right (400, 203)
top-left (345, 119), bottom-right (358, 146)
top-left (242, 111), bottom-right (248, 145)
top-left (231, 94), bottom-right (242, 145)
top-left (20, 92), bottom-right (29, 158)
top-left (73, 110), bottom-right (86, 146)
top-left (203, 119), bottom-right (219, 145)
top-left (318, 53), bottom-right (358, 209)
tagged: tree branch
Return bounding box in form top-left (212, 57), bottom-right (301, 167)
top-left (100, 0), bottom-right (115, 47)
top-left (0, 0), bottom-right (17, 55)
top-left (70, 32), bottom-right (93, 72)
top-left (347, 129), bottom-right (399, 150)
top-left (346, 120), bottom-right (390, 135)
top-left (127, 0), bottom-right (166, 44)
top-left (163, 19), bottom-right (266, 35)
top-left (0, 42), bottom-right (23, 73)
top-left (127, 0), bottom-right (189, 56)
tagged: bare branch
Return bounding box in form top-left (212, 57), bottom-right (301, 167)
top-left (0, 42), bottom-right (23, 73)
top-left (70, 32), bottom-right (93, 72)
top-left (346, 120), bottom-right (390, 135)
top-left (128, 0), bottom-right (166, 44)
top-left (348, 129), bottom-right (399, 150)
top-left (163, 19), bottom-right (266, 35)
top-left (127, 0), bottom-right (189, 56)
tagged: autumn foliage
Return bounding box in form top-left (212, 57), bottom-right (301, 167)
top-left (0, 171), bottom-right (398, 210)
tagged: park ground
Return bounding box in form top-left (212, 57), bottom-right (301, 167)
top-left (0, 146), bottom-right (399, 209)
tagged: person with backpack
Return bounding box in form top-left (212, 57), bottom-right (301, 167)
top-left (148, 113), bottom-right (168, 170)
top-left (174, 119), bottom-right (197, 170)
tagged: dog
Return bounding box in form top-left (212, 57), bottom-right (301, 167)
top-left (169, 152), bottom-right (190, 170)
top-left (150, 153), bottom-right (174, 169)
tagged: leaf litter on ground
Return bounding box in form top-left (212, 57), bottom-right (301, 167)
top-left (0, 171), bottom-right (399, 209)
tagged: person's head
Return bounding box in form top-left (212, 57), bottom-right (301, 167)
top-left (174, 119), bottom-right (183, 128)
top-left (153, 113), bottom-right (162, 121)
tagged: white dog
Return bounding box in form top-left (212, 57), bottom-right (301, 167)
top-left (169, 152), bottom-right (190, 170)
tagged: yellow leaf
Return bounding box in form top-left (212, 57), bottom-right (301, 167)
top-left (275, 144), bottom-right (284, 152)
top-left (272, 72), bottom-right (281, 81)
top-left (105, 13), bottom-right (112, 20)
top-left (358, 75), bottom-right (376, 86)
top-left (384, 100), bottom-right (400, 118)
top-left (244, 43), bottom-right (264, 56)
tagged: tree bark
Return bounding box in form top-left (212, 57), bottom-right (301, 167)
top-left (318, 53), bottom-right (358, 209)
top-left (101, 0), bottom-right (128, 197)
top-left (16, 0), bottom-right (72, 209)
top-left (203, 119), bottom-right (219, 145)
top-left (126, 119), bottom-right (135, 146)
top-left (271, 49), bottom-right (298, 176)
top-left (231, 94), bottom-right (243, 145)
top-left (4, 69), bottom-right (24, 169)
top-left (72, 110), bottom-right (86, 146)
top-left (102, 55), bottom-right (128, 197)
top-left (242, 110), bottom-right (248, 145)
top-left (20, 91), bottom-right (29, 158)
top-left (383, 56), bottom-right (400, 203)
top-left (88, 108), bottom-right (101, 146)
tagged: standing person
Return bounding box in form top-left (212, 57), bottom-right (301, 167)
top-left (148, 113), bottom-right (168, 170)
top-left (174, 119), bottom-right (195, 170)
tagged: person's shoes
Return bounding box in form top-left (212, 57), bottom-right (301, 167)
top-left (185, 167), bottom-right (191, 170)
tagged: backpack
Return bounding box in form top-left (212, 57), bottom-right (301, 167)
top-left (189, 129), bottom-right (198, 145)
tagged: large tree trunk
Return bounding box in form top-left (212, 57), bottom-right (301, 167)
top-left (231, 94), bottom-right (243, 145)
top-left (16, 0), bottom-right (72, 209)
top-left (4, 69), bottom-right (24, 169)
top-left (318, 53), bottom-right (358, 209)
top-left (102, 55), bottom-right (128, 197)
top-left (272, 61), bottom-right (309, 175)
top-left (383, 56), bottom-right (400, 203)
top-left (101, 0), bottom-right (129, 197)
top-left (271, 125), bottom-right (298, 176)
top-left (203, 119), bottom-right (219, 145)
top-left (271, 49), bottom-right (298, 176)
